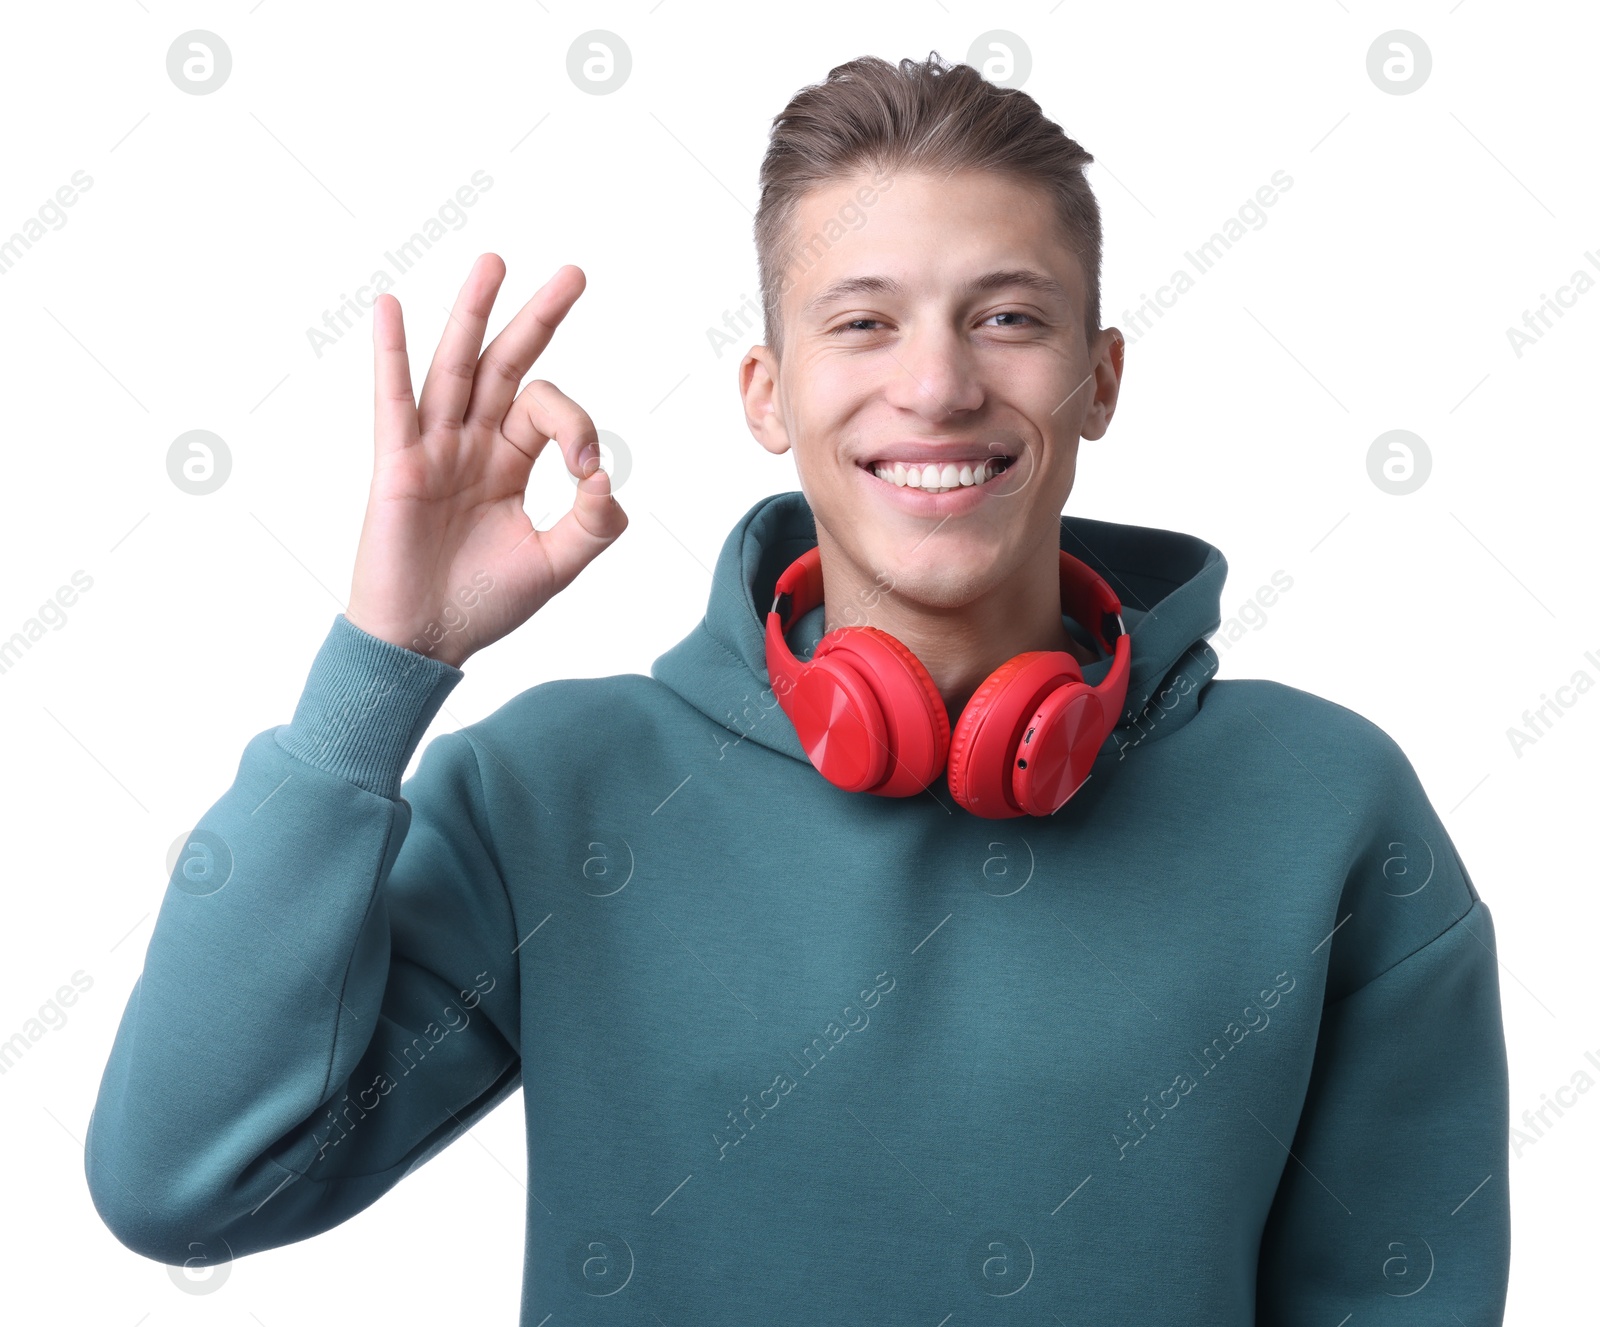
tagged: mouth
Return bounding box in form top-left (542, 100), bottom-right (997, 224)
top-left (856, 453), bottom-right (1016, 495)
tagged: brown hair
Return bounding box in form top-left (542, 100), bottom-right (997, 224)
top-left (754, 51), bottom-right (1103, 362)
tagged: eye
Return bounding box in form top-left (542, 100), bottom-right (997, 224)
top-left (828, 318), bottom-right (885, 335)
top-left (983, 310), bottom-right (1036, 328)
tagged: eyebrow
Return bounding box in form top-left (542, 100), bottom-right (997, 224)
top-left (800, 269), bottom-right (1073, 318)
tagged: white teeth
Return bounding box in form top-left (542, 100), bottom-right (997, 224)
top-left (869, 458), bottom-right (1007, 492)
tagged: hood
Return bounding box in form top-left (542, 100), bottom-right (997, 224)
top-left (650, 489), bottom-right (1228, 764)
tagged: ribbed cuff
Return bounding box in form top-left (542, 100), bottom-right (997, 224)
top-left (275, 613), bottom-right (465, 799)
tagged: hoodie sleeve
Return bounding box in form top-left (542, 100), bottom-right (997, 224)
top-left (1255, 820), bottom-right (1511, 1321)
top-left (84, 614), bottom-right (523, 1267)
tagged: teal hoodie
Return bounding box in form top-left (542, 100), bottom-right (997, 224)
top-left (85, 489), bottom-right (1511, 1324)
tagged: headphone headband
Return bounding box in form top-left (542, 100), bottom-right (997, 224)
top-left (769, 543), bottom-right (1128, 669)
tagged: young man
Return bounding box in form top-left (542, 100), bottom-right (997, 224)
top-left (86, 54), bottom-right (1511, 1324)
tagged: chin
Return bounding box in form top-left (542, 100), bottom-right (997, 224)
top-left (855, 526), bottom-right (1015, 608)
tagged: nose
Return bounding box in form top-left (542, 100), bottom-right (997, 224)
top-left (880, 323), bottom-right (985, 422)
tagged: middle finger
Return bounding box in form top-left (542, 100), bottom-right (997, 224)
top-left (463, 264), bottom-right (586, 434)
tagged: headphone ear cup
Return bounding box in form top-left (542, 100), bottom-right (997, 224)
top-left (1013, 685), bottom-right (1106, 816)
top-left (947, 651), bottom-right (1084, 818)
top-left (781, 650), bottom-right (892, 793)
top-left (815, 626), bottom-right (950, 796)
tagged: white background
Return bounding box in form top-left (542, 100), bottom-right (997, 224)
top-left (1, 1), bottom-right (1593, 1322)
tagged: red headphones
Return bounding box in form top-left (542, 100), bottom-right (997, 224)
top-left (764, 545), bottom-right (1133, 818)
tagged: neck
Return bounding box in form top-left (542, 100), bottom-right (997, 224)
top-left (813, 531), bottom-right (1098, 721)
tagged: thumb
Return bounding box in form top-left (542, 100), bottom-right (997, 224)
top-left (535, 461), bottom-right (629, 595)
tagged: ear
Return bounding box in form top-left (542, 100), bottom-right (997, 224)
top-left (1079, 327), bottom-right (1125, 442)
top-left (740, 344), bottom-right (791, 456)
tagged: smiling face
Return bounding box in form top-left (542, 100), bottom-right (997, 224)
top-left (741, 168), bottom-right (1125, 618)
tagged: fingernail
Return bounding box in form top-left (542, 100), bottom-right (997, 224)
top-left (578, 442), bottom-right (600, 475)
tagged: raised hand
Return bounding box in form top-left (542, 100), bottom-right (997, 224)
top-left (345, 253), bottom-right (628, 668)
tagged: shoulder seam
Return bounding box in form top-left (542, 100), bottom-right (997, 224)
top-left (1327, 896), bottom-right (1488, 1006)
